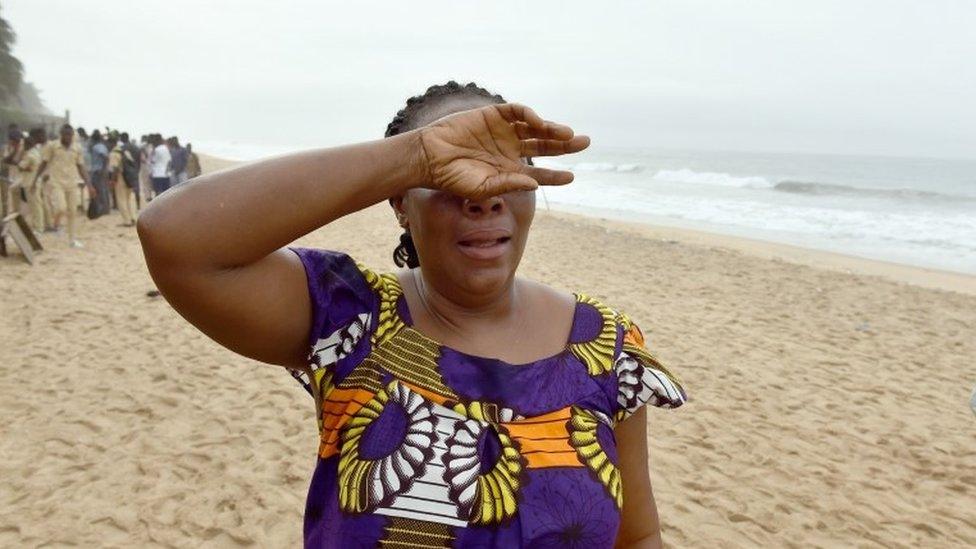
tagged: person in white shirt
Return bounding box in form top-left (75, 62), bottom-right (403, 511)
top-left (149, 133), bottom-right (172, 198)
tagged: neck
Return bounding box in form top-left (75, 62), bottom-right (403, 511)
top-left (411, 268), bottom-right (520, 334)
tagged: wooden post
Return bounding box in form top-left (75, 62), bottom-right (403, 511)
top-left (0, 213), bottom-right (43, 264)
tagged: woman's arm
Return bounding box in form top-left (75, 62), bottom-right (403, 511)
top-left (137, 103), bottom-right (587, 370)
top-left (615, 407), bottom-right (665, 549)
top-left (137, 131), bottom-right (428, 369)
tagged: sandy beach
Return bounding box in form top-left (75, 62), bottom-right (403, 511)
top-left (1, 154), bottom-right (974, 548)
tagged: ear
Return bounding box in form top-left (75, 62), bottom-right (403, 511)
top-left (389, 195), bottom-right (409, 229)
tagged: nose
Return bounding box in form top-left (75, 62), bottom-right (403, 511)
top-left (462, 196), bottom-right (505, 217)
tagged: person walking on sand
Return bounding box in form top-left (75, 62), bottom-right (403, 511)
top-left (185, 143), bottom-right (201, 179)
top-left (138, 81), bottom-right (686, 548)
top-left (16, 128), bottom-right (49, 232)
top-left (168, 136), bottom-right (188, 187)
top-left (138, 135), bottom-right (152, 204)
top-left (76, 127), bottom-right (92, 214)
top-left (119, 132), bottom-right (142, 214)
top-left (88, 130), bottom-right (111, 217)
top-left (1, 126), bottom-right (24, 217)
top-left (149, 134), bottom-right (171, 197)
top-left (76, 127), bottom-right (92, 171)
top-left (107, 136), bottom-right (137, 226)
top-left (33, 124), bottom-right (94, 248)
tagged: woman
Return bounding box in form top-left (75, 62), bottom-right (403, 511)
top-left (138, 81), bottom-right (686, 548)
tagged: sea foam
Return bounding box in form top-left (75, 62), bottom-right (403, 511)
top-left (651, 169), bottom-right (773, 188)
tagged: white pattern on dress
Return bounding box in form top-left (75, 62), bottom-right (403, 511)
top-left (372, 393), bottom-right (469, 527)
top-left (312, 312), bottom-right (372, 367)
top-left (615, 351), bottom-right (686, 420)
top-left (293, 313), bottom-right (372, 393)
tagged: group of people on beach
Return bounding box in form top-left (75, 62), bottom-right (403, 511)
top-left (1, 123), bottom-right (201, 249)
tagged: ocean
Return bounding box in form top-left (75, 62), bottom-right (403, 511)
top-left (196, 141), bottom-right (976, 275)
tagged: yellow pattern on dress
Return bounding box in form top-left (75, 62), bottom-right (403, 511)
top-left (568, 294), bottom-right (619, 376)
top-left (371, 329), bottom-right (458, 400)
top-left (313, 368), bottom-right (334, 431)
top-left (358, 264), bottom-right (406, 347)
top-left (381, 517), bottom-right (455, 548)
top-left (471, 428), bottom-right (523, 524)
top-left (450, 400), bottom-right (517, 424)
top-left (615, 310), bottom-right (634, 333)
top-left (568, 406), bottom-right (622, 508)
top-left (338, 383), bottom-right (390, 513)
top-left (336, 358), bottom-right (385, 393)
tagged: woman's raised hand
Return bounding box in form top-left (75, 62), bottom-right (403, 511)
top-left (417, 103), bottom-right (590, 199)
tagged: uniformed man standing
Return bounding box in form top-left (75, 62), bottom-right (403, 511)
top-left (32, 124), bottom-right (94, 248)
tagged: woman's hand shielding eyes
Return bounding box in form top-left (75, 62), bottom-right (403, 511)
top-left (417, 103), bottom-right (591, 199)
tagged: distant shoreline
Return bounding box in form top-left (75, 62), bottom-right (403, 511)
top-left (197, 153), bottom-right (976, 296)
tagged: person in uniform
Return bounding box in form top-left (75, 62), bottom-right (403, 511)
top-left (17, 128), bottom-right (49, 232)
top-left (32, 124), bottom-right (93, 248)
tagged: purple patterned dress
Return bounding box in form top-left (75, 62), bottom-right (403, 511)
top-left (289, 248), bottom-right (687, 548)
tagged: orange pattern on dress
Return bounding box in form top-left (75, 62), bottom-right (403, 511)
top-left (623, 323), bottom-right (645, 348)
top-left (319, 387), bottom-right (377, 458)
top-left (502, 407), bottom-right (581, 469)
top-left (401, 381), bottom-right (453, 407)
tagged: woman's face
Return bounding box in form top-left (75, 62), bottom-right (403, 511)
top-left (391, 95), bottom-right (536, 299)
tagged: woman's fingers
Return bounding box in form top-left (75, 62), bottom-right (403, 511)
top-left (512, 122), bottom-right (534, 140)
top-left (484, 171), bottom-right (539, 194)
top-left (513, 121), bottom-right (575, 141)
top-left (520, 135), bottom-right (591, 157)
top-left (479, 103), bottom-right (585, 191)
top-left (524, 165), bottom-right (574, 186)
top-left (496, 103), bottom-right (546, 129)
top-left (496, 103), bottom-right (586, 154)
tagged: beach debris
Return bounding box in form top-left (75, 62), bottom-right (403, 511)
top-left (146, 290), bottom-right (162, 298)
top-left (971, 386), bottom-right (976, 417)
top-left (855, 322), bottom-right (872, 332)
top-left (0, 213), bottom-right (44, 264)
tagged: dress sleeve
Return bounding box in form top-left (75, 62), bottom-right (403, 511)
top-left (288, 248), bottom-right (378, 398)
top-left (613, 318), bottom-right (687, 424)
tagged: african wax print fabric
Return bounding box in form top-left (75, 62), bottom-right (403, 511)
top-left (290, 248), bottom-right (687, 548)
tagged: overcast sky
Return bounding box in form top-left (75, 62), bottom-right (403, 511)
top-left (4, 0), bottom-right (974, 158)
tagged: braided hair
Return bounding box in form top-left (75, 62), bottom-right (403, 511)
top-left (386, 81), bottom-right (508, 268)
top-left (384, 81), bottom-right (506, 139)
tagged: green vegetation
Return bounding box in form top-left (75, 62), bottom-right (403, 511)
top-left (0, 12), bottom-right (24, 105)
top-left (0, 6), bottom-right (63, 131)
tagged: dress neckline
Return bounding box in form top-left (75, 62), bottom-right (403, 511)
top-left (394, 274), bottom-right (581, 368)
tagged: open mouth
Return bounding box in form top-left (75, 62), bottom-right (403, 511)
top-left (456, 232), bottom-right (513, 260)
top-left (457, 236), bottom-right (512, 248)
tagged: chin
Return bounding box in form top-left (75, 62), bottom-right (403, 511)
top-left (457, 262), bottom-right (516, 293)
top-left (416, 231), bottom-right (527, 298)
top-left (438, 242), bottom-right (521, 296)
